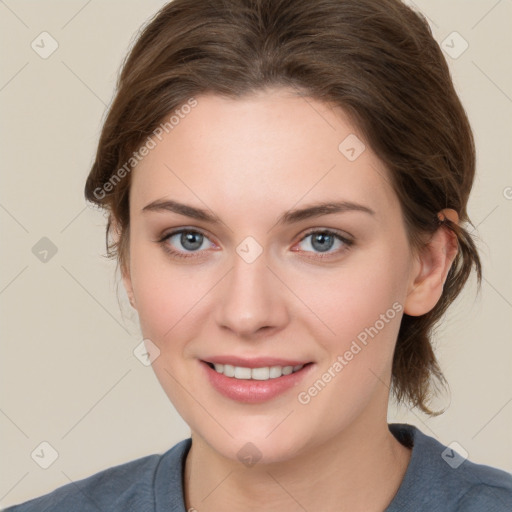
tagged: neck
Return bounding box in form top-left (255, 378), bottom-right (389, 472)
top-left (183, 407), bottom-right (411, 512)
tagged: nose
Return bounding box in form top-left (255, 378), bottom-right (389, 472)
top-left (214, 249), bottom-right (289, 339)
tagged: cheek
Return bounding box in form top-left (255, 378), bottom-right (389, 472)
top-left (129, 243), bottom-right (215, 346)
top-left (290, 254), bottom-right (408, 422)
top-left (292, 246), bottom-right (408, 352)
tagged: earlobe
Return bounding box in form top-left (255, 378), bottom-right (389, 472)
top-left (121, 261), bottom-right (137, 309)
top-left (404, 209), bottom-right (459, 316)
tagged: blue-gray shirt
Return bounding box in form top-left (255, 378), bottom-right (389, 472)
top-left (3, 423), bottom-right (512, 511)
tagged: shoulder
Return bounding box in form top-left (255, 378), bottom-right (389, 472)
top-left (2, 438), bottom-right (192, 512)
top-left (387, 423), bottom-right (512, 512)
top-left (451, 456), bottom-right (512, 512)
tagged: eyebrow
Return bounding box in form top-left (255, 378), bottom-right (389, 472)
top-left (142, 198), bottom-right (375, 225)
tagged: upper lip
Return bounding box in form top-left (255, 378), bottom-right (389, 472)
top-left (203, 356), bottom-right (312, 368)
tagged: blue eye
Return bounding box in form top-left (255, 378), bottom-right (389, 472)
top-left (157, 228), bottom-right (353, 260)
top-left (159, 229), bottom-right (214, 259)
top-left (295, 229), bottom-right (353, 258)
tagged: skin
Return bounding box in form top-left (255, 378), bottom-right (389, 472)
top-left (119, 86), bottom-right (458, 511)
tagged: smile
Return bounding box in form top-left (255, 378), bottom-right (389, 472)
top-left (206, 362), bottom-right (305, 380)
top-left (200, 360), bottom-right (315, 403)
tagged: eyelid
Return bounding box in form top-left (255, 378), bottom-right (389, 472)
top-left (157, 226), bottom-right (354, 260)
top-left (157, 226), bottom-right (353, 243)
top-left (157, 227), bottom-right (219, 250)
top-left (297, 227), bottom-right (353, 243)
top-left (156, 228), bottom-right (217, 260)
top-left (157, 226), bottom-right (213, 242)
top-left (291, 228), bottom-right (354, 259)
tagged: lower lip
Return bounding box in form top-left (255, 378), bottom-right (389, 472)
top-left (201, 360), bottom-right (314, 404)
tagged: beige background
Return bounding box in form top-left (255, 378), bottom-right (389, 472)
top-left (1, 0), bottom-right (511, 507)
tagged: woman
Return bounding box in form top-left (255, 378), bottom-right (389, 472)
top-left (6, 0), bottom-right (512, 510)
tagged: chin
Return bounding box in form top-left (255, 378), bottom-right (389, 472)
top-left (197, 422), bottom-right (313, 466)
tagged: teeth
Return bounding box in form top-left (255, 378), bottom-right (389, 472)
top-left (234, 366), bottom-right (251, 379)
top-left (223, 364), bottom-right (235, 377)
top-left (251, 367), bottom-right (269, 380)
top-left (210, 363), bottom-right (305, 380)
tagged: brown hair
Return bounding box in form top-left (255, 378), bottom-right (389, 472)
top-left (85, 0), bottom-right (482, 415)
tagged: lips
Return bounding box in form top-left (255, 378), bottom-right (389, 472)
top-left (200, 358), bottom-right (315, 403)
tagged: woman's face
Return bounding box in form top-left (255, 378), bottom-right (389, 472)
top-left (123, 87), bottom-right (422, 463)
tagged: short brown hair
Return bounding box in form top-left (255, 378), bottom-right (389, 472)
top-left (85, 0), bottom-right (482, 415)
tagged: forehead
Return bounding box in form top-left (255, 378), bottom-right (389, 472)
top-left (129, 88), bottom-right (398, 220)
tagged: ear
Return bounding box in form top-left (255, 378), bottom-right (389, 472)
top-left (404, 209), bottom-right (459, 316)
top-left (111, 216), bottom-right (136, 310)
top-left (121, 260), bottom-right (136, 310)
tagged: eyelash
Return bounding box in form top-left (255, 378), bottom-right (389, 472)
top-left (157, 228), bottom-right (354, 261)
